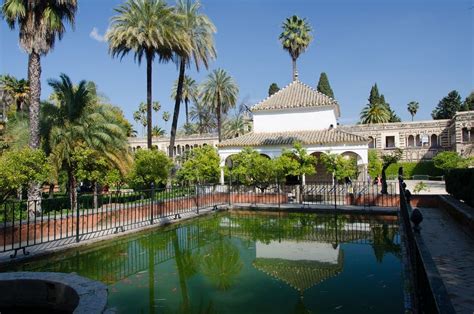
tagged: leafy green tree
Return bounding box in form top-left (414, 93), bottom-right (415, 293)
top-left (279, 15), bottom-right (313, 80)
top-left (368, 149), bottom-right (382, 179)
top-left (319, 153), bottom-right (357, 182)
top-left (281, 143), bottom-right (316, 180)
top-left (177, 146), bottom-right (220, 185)
top-left (200, 69), bottom-right (239, 142)
top-left (2, 0), bottom-right (78, 209)
top-left (381, 148), bottom-right (402, 194)
top-left (360, 102), bottom-right (390, 124)
top-left (230, 148), bottom-right (275, 191)
top-left (0, 74), bottom-right (29, 112)
top-left (431, 90), bottom-right (462, 119)
top-left (171, 75), bottom-right (198, 125)
top-left (316, 72), bottom-right (334, 98)
top-left (268, 83), bottom-right (280, 96)
top-left (0, 148), bottom-right (50, 204)
top-left (433, 151), bottom-right (471, 171)
top-left (107, 0), bottom-right (190, 149)
top-left (407, 101), bottom-right (419, 121)
top-left (169, 0), bottom-right (216, 157)
top-left (189, 101), bottom-right (215, 134)
top-left (462, 91), bottom-right (474, 111)
top-left (273, 153), bottom-right (299, 183)
top-left (128, 149), bottom-right (173, 190)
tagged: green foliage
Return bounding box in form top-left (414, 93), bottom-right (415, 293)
top-left (413, 181), bottom-right (429, 194)
top-left (73, 147), bottom-right (109, 185)
top-left (281, 143), bottom-right (316, 178)
top-left (368, 149), bottom-right (382, 178)
top-left (0, 148), bottom-right (50, 202)
top-left (230, 148), bottom-right (275, 189)
top-left (407, 101), bottom-right (419, 121)
top-left (133, 101), bottom-right (161, 129)
top-left (268, 83), bottom-right (280, 96)
top-left (445, 168), bottom-right (474, 207)
top-left (316, 72), bottom-right (334, 98)
top-left (319, 153), bottom-right (358, 181)
top-left (177, 146), bottom-right (220, 185)
top-left (128, 149), bottom-right (172, 190)
top-left (462, 91), bottom-right (474, 111)
top-left (433, 151), bottom-right (473, 171)
top-left (273, 153), bottom-right (300, 183)
top-left (384, 161), bottom-right (444, 178)
top-left (361, 84), bottom-right (400, 124)
top-left (431, 90), bottom-right (462, 120)
top-left (104, 168), bottom-right (124, 190)
top-left (382, 148), bottom-right (403, 169)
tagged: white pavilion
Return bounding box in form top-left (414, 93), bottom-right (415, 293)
top-left (217, 78), bottom-right (369, 184)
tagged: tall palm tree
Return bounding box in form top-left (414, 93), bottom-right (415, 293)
top-left (107, 0), bottom-right (190, 149)
top-left (2, 0), bottom-right (78, 208)
top-left (360, 103), bottom-right (390, 124)
top-left (169, 0), bottom-right (216, 157)
top-left (279, 15), bottom-right (313, 81)
top-left (407, 101), bottom-right (419, 121)
top-left (223, 113), bottom-right (246, 139)
top-left (200, 69), bottom-right (239, 142)
top-left (47, 74), bottom-right (130, 210)
top-left (171, 75), bottom-right (198, 125)
top-left (190, 101), bottom-right (215, 134)
top-left (0, 75), bottom-right (29, 112)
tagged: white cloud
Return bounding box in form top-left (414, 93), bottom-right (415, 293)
top-left (89, 27), bottom-right (106, 43)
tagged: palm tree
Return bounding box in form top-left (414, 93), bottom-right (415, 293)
top-left (107, 0), bottom-right (190, 149)
top-left (360, 103), bottom-right (390, 124)
top-left (407, 101), bottom-right (419, 121)
top-left (279, 15), bottom-right (313, 81)
top-left (0, 75), bottom-right (29, 112)
top-left (46, 74), bottom-right (130, 210)
top-left (2, 0), bottom-right (78, 208)
top-left (223, 113), bottom-right (245, 139)
top-left (171, 75), bottom-right (198, 125)
top-left (133, 101), bottom-right (160, 137)
top-left (200, 69), bottom-right (239, 142)
top-left (152, 125), bottom-right (166, 136)
top-left (169, 0), bottom-right (216, 157)
top-left (190, 101), bottom-right (215, 134)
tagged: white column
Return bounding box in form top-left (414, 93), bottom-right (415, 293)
top-left (220, 168), bottom-right (225, 185)
top-left (302, 173), bottom-right (306, 186)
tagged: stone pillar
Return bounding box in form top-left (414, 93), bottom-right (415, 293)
top-left (220, 168), bottom-right (225, 185)
top-left (302, 173), bottom-right (306, 186)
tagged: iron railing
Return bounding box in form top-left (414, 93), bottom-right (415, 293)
top-left (1, 181), bottom-right (397, 257)
top-left (398, 170), bottom-right (455, 314)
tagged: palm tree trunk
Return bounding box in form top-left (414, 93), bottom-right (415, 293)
top-left (411, 115), bottom-right (414, 122)
top-left (68, 172), bottom-right (78, 213)
top-left (27, 51), bottom-right (42, 216)
top-left (381, 165), bottom-right (388, 195)
top-left (169, 58), bottom-right (186, 158)
top-left (146, 51), bottom-right (153, 149)
top-left (292, 57), bottom-right (297, 81)
top-left (185, 99), bottom-right (189, 125)
top-left (217, 96), bottom-right (222, 142)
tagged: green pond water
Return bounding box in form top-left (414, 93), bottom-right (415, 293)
top-left (6, 211), bottom-right (403, 313)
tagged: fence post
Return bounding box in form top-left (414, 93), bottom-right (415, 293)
top-left (196, 185), bottom-right (199, 214)
top-left (334, 179), bottom-right (337, 211)
top-left (75, 190), bottom-right (80, 243)
top-left (150, 182), bottom-right (155, 225)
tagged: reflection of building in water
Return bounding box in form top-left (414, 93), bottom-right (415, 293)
top-left (253, 240), bottom-right (344, 294)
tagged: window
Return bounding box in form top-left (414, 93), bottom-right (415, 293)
top-left (462, 128), bottom-right (470, 143)
top-left (368, 136), bottom-right (376, 148)
top-left (407, 135), bottom-right (415, 147)
top-left (385, 136), bottom-right (395, 148)
top-left (430, 134), bottom-right (438, 147)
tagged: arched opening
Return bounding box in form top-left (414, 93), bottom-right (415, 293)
top-left (462, 127), bottom-right (470, 142)
top-left (340, 151), bottom-right (364, 181)
top-left (368, 136), bottom-right (376, 149)
top-left (430, 134), bottom-right (438, 147)
top-left (415, 134), bottom-right (421, 147)
top-left (305, 152), bottom-right (333, 183)
top-left (407, 135), bottom-right (415, 147)
top-left (259, 153), bottom-right (271, 159)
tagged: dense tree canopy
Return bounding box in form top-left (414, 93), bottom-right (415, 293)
top-left (431, 90), bottom-right (462, 120)
top-left (177, 146), bottom-right (220, 184)
top-left (316, 72), bottom-right (334, 99)
top-left (128, 149), bottom-right (173, 189)
top-left (268, 83), bottom-right (280, 96)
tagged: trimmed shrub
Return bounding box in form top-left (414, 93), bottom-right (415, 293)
top-left (385, 161), bottom-right (444, 179)
top-left (445, 168), bottom-right (474, 207)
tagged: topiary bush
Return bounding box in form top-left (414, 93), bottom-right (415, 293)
top-left (445, 168), bottom-right (474, 208)
top-left (385, 161), bottom-right (444, 179)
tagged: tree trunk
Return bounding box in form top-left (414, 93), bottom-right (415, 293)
top-left (292, 57), bottom-right (297, 81)
top-left (169, 58), bottom-right (186, 158)
top-left (217, 94), bottom-right (222, 142)
top-left (381, 165), bottom-right (388, 194)
top-left (185, 99), bottom-right (189, 125)
top-left (27, 51), bottom-right (43, 215)
top-left (69, 173), bottom-right (78, 213)
top-left (16, 99), bottom-right (22, 112)
top-left (93, 182), bottom-right (99, 211)
top-left (146, 51), bottom-right (153, 149)
top-left (48, 183), bottom-right (54, 199)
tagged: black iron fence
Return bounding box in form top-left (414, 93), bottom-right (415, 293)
top-left (1, 181), bottom-right (397, 257)
top-left (398, 172), bottom-right (456, 314)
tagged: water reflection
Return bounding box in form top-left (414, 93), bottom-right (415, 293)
top-left (8, 212), bottom-right (401, 313)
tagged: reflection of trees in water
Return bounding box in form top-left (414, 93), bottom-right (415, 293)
top-left (200, 238), bottom-right (243, 291)
top-left (371, 223), bottom-right (401, 263)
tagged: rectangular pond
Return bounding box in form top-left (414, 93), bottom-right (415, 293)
top-left (4, 211), bottom-right (403, 313)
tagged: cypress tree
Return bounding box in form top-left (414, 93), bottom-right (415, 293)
top-left (316, 72), bottom-right (335, 98)
top-left (268, 83), bottom-right (280, 96)
top-left (462, 91), bottom-right (474, 111)
top-left (369, 84), bottom-right (381, 105)
top-left (431, 90), bottom-right (462, 119)
top-left (380, 94), bottom-right (401, 122)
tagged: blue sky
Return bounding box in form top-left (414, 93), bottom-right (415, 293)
top-left (1, 0), bottom-right (473, 134)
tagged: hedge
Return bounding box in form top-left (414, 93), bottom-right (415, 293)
top-left (384, 161), bottom-right (444, 179)
top-left (445, 168), bottom-right (474, 208)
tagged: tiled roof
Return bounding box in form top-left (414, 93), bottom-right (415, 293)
top-left (251, 80), bottom-right (340, 116)
top-left (217, 129), bottom-right (367, 147)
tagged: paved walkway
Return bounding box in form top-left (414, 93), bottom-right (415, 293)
top-left (420, 207), bottom-right (474, 314)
